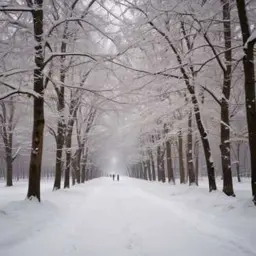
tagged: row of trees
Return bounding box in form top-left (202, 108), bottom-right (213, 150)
top-left (0, 0), bottom-right (115, 200)
top-left (0, 0), bottom-right (256, 204)
top-left (113, 0), bottom-right (256, 201)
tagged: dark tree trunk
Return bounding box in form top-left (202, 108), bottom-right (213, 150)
top-left (139, 163), bottom-right (143, 179)
top-left (161, 155), bottom-right (166, 183)
top-left (236, 143), bottom-right (241, 182)
top-left (151, 156), bottom-right (156, 181)
top-left (155, 133), bottom-right (166, 183)
top-left (53, 96), bottom-right (65, 189)
top-left (157, 145), bottom-right (162, 181)
top-left (64, 133), bottom-right (71, 188)
top-left (187, 111), bottom-right (196, 185)
top-left (166, 140), bottom-right (175, 184)
top-left (86, 168), bottom-right (90, 181)
top-left (142, 162), bottom-right (147, 180)
top-left (85, 167), bottom-right (89, 181)
top-left (220, 93), bottom-right (234, 195)
top-left (76, 151), bottom-right (81, 184)
top-left (27, 0), bottom-right (45, 201)
top-left (72, 168), bottom-right (75, 186)
top-left (220, 0), bottom-right (235, 196)
top-left (1, 120), bottom-right (14, 187)
top-left (236, 0), bottom-right (256, 203)
top-left (64, 123), bottom-right (74, 188)
top-left (81, 147), bottom-right (88, 183)
top-left (149, 150), bottom-right (156, 181)
top-left (146, 159), bottom-right (152, 181)
top-left (194, 138), bottom-right (199, 185)
top-left (6, 149), bottom-right (13, 187)
top-left (89, 169), bottom-right (92, 180)
top-left (178, 130), bottom-right (185, 184)
top-left (81, 163), bottom-right (86, 182)
top-left (53, 92), bottom-right (65, 190)
top-left (159, 144), bottom-right (166, 183)
top-left (190, 91), bottom-right (217, 191)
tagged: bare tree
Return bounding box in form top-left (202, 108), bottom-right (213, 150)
top-left (235, 0), bottom-right (256, 203)
top-left (0, 98), bottom-right (20, 186)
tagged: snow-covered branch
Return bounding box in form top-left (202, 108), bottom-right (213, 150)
top-left (43, 53), bottom-right (97, 68)
top-left (0, 88), bottom-right (40, 100)
top-left (0, 6), bottom-right (34, 12)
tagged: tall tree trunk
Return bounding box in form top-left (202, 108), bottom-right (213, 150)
top-left (85, 167), bottom-right (89, 181)
top-left (64, 121), bottom-right (74, 188)
top-left (53, 90), bottom-right (65, 190)
top-left (187, 111), bottom-right (196, 185)
top-left (86, 168), bottom-right (90, 180)
top-left (143, 162), bottom-right (147, 180)
top-left (81, 162), bottom-right (86, 182)
top-left (81, 147), bottom-right (88, 183)
top-left (72, 167), bottom-right (76, 186)
top-left (161, 153), bottom-right (166, 183)
top-left (149, 135), bottom-right (156, 181)
top-left (6, 148), bottom-right (13, 187)
top-left (236, 143), bottom-right (241, 182)
top-left (76, 150), bottom-right (81, 184)
top-left (166, 140), bottom-right (175, 184)
top-left (139, 162), bottom-right (143, 179)
top-left (146, 158), bottom-right (152, 181)
top-left (53, 95), bottom-right (65, 189)
top-left (157, 145), bottom-right (162, 181)
top-left (150, 152), bottom-right (156, 181)
top-left (190, 90), bottom-right (217, 191)
top-left (236, 0), bottom-right (256, 203)
top-left (27, 0), bottom-right (45, 201)
top-left (220, 0), bottom-right (235, 196)
top-left (178, 130), bottom-right (185, 184)
top-left (194, 137), bottom-right (199, 185)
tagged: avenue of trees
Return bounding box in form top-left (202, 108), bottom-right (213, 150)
top-left (0, 0), bottom-right (256, 204)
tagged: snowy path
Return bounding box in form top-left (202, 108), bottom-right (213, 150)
top-left (0, 177), bottom-right (255, 256)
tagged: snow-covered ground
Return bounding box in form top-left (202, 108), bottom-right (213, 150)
top-left (0, 177), bottom-right (255, 256)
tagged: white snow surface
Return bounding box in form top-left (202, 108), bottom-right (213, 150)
top-left (0, 177), bottom-right (255, 256)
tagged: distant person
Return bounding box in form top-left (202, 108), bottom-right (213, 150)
top-left (113, 174), bottom-right (115, 181)
top-left (117, 174), bottom-right (119, 181)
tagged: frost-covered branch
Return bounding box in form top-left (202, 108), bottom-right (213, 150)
top-left (12, 146), bottom-right (21, 162)
top-left (0, 6), bottom-right (34, 12)
top-left (0, 89), bottom-right (40, 100)
top-left (43, 53), bottom-right (97, 68)
top-left (0, 81), bottom-right (41, 100)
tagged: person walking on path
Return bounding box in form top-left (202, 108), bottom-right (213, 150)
top-left (117, 174), bottom-right (119, 181)
top-left (113, 174), bottom-right (115, 181)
